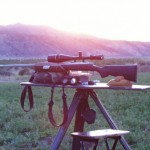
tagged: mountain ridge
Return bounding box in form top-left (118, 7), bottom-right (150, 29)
top-left (0, 24), bottom-right (150, 59)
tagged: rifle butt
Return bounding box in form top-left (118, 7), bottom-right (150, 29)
top-left (96, 65), bottom-right (137, 82)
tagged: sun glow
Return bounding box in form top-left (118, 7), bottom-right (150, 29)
top-left (0, 0), bottom-right (150, 41)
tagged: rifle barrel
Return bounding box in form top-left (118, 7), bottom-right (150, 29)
top-left (0, 64), bottom-right (35, 68)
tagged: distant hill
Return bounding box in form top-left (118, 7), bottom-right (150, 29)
top-left (0, 24), bottom-right (150, 59)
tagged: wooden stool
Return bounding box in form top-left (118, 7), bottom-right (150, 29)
top-left (71, 129), bottom-right (130, 150)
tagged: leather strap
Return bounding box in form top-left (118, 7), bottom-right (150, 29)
top-left (48, 86), bottom-right (68, 127)
top-left (20, 73), bottom-right (35, 112)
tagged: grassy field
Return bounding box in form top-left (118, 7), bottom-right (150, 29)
top-left (0, 58), bottom-right (150, 150)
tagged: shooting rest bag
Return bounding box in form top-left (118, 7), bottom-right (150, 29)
top-left (32, 72), bottom-right (64, 84)
top-left (107, 76), bottom-right (132, 86)
top-left (20, 71), bottom-right (68, 127)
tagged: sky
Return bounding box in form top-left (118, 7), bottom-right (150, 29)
top-left (0, 0), bottom-right (150, 41)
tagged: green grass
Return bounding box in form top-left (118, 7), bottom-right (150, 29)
top-left (0, 72), bottom-right (149, 150)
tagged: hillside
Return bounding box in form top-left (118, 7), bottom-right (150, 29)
top-left (0, 24), bottom-right (150, 59)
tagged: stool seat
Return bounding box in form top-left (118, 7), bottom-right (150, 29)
top-left (71, 129), bottom-right (130, 139)
top-left (71, 129), bottom-right (130, 150)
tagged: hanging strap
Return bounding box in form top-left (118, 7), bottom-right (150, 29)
top-left (20, 73), bottom-right (35, 112)
top-left (48, 86), bottom-right (68, 127)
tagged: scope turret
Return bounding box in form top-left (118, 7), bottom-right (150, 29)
top-left (47, 52), bottom-right (104, 63)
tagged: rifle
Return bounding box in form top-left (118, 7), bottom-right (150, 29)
top-left (0, 52), bottom-right (137, 82)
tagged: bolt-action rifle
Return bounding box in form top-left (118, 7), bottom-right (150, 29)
top-left (0, 52), bottom-right (137, 82)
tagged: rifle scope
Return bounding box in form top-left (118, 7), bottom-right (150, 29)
top-left (47, 52), bottom-right (104, 63)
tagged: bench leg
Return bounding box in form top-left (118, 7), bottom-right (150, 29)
top-left (50, 91), bottom-right (84, 150)
top-left (72, 90), bottom-right (91, 150)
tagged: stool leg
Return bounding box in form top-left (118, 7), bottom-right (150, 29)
top-left (80, 139), bottom-right (98, 150)
top-left (80, 141), bottom-right (85, 150)
top-left (105, 138), bottom-right (110, 150)
top-left (112, 137), bottom-right (120, 150)
top-left (93, 140), bottom-right (98, 150)
top-left (104, 137), bottom-right (120, 150)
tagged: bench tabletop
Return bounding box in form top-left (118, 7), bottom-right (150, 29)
top-left (21, 82), bottom-right (150, 91)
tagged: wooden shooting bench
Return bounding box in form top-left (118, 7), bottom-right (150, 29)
top-left (20, 82), bottom-right (150, 150)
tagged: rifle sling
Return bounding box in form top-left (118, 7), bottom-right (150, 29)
top-left (20, 73), bottom-right (35, 112)
top-left (48, 86), bottom-right (68, 127)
